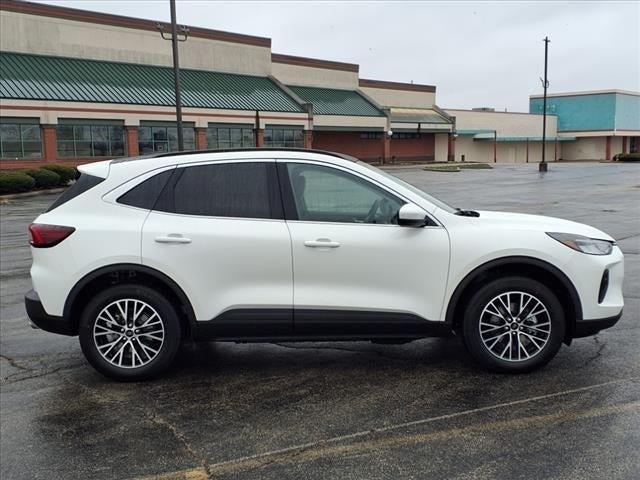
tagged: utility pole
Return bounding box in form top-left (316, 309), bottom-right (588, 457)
top-left (157, 0), bottom-right (189, 151)
top-left (539, 36), bottom-right (550, 172)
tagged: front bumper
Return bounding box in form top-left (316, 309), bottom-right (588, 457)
top-left (573, 311), bottom-right (623, 338)
top-left (564, 245), bottom-right (624, 321)
top-left (25, 289), bottom-right (75, 336)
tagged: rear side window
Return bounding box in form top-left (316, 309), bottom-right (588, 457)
top-left (45, 173), bottom-right (104, 212)
top-left (154, 162), bottom-right (279, 219)
top-left (117, 169), bottom-right (174, 209)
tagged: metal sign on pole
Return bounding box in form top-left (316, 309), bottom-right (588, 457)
top-left (539, 36), bottom-right (550, 172)
top-left (156, 0), bottom-right (189, 151)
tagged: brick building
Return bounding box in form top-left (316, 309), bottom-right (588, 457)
top-left (0, 0), bottom-right (637, 169)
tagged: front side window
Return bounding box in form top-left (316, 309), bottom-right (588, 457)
top-left (154, 162), bottom-right (278, 219)
top-left (0, 121), bottom-right (42, 159)
top-left (57, 124), bottom-right (124, 157)
top-left (357, 161), bottom-right (458, 214)
top-left (285, 163), bottom-right (403, 224)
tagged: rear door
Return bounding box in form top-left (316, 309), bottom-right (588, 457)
top-left (140, 159), bottom-right (293, 336)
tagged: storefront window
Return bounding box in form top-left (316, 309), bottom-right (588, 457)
top-left (393, 132), bottom-right (422, 139)
top-left (138, 124), bottom-right (195, 154)
top-left (0, 119), bottom-right (42, 159)
top-left (207, 125), bottom-right (255, 149)
top-left (359, 132), bottom-right (383, 140)
top-left (264, 128), bottom-right (304, 148)
top-left (57, 124), bottom-right (124, 157)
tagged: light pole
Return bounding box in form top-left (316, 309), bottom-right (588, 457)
top-left (539, 36), bottom-right (550, 172)
top-left (156, 0), bottom-right (189, 151)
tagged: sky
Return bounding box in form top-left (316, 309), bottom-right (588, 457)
top-left (34, 0), bottom-right (640, 112)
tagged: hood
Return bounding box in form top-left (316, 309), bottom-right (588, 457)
top-left (475, 210), bottom-right (615, 241)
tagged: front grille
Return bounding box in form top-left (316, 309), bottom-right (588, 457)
top-left (598, 269), bottom-right (610, 304)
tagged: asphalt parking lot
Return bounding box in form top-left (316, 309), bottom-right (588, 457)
top-left (1, 162), bottom-right (639, 480)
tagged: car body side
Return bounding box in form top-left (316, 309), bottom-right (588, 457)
top-left (28, 151), bottom-right (624, 340)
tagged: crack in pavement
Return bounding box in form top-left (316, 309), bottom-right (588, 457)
top-left (145, 413), bottom-right (215, 480)
top-left (0, 354), bottom-right (30, 371)
top-left (47, 369), bottom-right (215, 480)
top-left (1, 366), bottom-right (66, 386)
top-left (585, 335), bottom-right (606, 365)
top-left (1, 354), bottom-right (84, 385)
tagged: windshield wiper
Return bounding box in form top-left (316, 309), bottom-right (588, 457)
top-left (455, 208), bottom-right (480, 217)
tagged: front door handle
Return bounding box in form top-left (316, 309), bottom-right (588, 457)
top-left (304, 238), bottom-right (341, 248)
top-left (155, 234), bottom-right (192, 244)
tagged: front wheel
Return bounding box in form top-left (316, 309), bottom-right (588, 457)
top-left (462, 276), bottom-right (565, 373)
top-left (79, 284), bottom-right (181, 381)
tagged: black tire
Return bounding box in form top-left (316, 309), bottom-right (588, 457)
top-left (79, 284), bottom-right (181, 381)
top-left (462, 276), bottom-right (565, 373)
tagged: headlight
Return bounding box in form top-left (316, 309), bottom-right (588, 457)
top-left (547, 232), bottom-right (614, 255)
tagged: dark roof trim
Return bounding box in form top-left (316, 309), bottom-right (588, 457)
top-left (0, 0), bottom-right (271, 47)
top-left (445, 108), bottom-right (556, 116)
top-left (530, 90), bottom-right (639, 99)
top-left (112, 147), bottom-right (359, 163)
top-left (271, 53), bottom-right (359, 73)
top-left (359, 79), bottom-right (436, 93)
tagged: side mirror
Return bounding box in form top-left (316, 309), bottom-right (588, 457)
top-left (398, 203), bottom-right (429, 227)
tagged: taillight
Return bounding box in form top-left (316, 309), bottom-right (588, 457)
top-left (28, 224), bottom-right (75, 248)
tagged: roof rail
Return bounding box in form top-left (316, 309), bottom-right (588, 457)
top-left (111, 147), bottom-right (359, 164)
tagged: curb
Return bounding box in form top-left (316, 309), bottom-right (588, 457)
top-left (0, 187), bottom-right (67, 201)
top-left (379, 164), bottom-right (432, 171)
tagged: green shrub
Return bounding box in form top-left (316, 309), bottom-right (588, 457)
top-left (616, 153), bottom-right (640, 162)
top-left (23, 168), bottom-right (61, 189)
top-left (0, 172), bottom-right (36, 194)
top-left (40, 164), bottom-right (79, 184)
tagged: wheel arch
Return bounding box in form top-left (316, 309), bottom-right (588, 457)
top-left (63, 263), bottom-right (196, 337)
top-left (445, 256), bottom-right (582, 344)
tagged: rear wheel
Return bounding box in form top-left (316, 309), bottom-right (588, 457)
top-left (79, 284), bottom-right (181, 381)
top-left (462, 276), bottom-right (565, 373)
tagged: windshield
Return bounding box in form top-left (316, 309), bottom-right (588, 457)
top-left (357, 161), bottom-right (458, 214)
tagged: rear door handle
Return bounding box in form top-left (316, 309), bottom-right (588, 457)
top-left (304, 238), bottom-right (341, 248)
top-left (154, 234), bottom-right (192, 244)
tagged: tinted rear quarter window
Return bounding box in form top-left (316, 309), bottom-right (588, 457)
top-left (45, 173), bottom-right (104, 212)
top-left (155, 162), bottom-right (279, 219)
top-left (117, 169), bottom-right (174, 210)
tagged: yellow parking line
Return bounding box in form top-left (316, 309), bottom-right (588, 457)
top-left (135, 400), bottom-right (639, 479)
top-left (135, 467), bottom-right (209, 480)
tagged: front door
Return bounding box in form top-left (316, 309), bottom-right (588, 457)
top-left (279, 161), bottom-right (450, 336)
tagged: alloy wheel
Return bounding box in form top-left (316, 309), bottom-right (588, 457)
top-left (93, 299), bottom-right (165, 369)
top-left (478, 291), bottom-right (551, 362)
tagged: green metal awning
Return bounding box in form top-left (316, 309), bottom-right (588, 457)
top-left (389, 108), bottom-right (451, 124)
top-left (0, 52), bottom-right (304, 112)
top-left (494, 136), bottom-right (576, 142)
top-left (287, 85), bottom-right (384, 116)
top-left (457, 129), bottom-right (495, 135)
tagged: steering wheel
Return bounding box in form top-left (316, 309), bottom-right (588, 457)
top-left (364, 199), bottom-right (381, 223)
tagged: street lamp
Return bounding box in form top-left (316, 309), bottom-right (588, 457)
top-left (539, 36), bottom-right (550, 172)
top-left (156, 0), bottom-right (189, 151)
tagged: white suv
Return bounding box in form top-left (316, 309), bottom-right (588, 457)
top-left (25, 149), bottom-right (624, 380)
